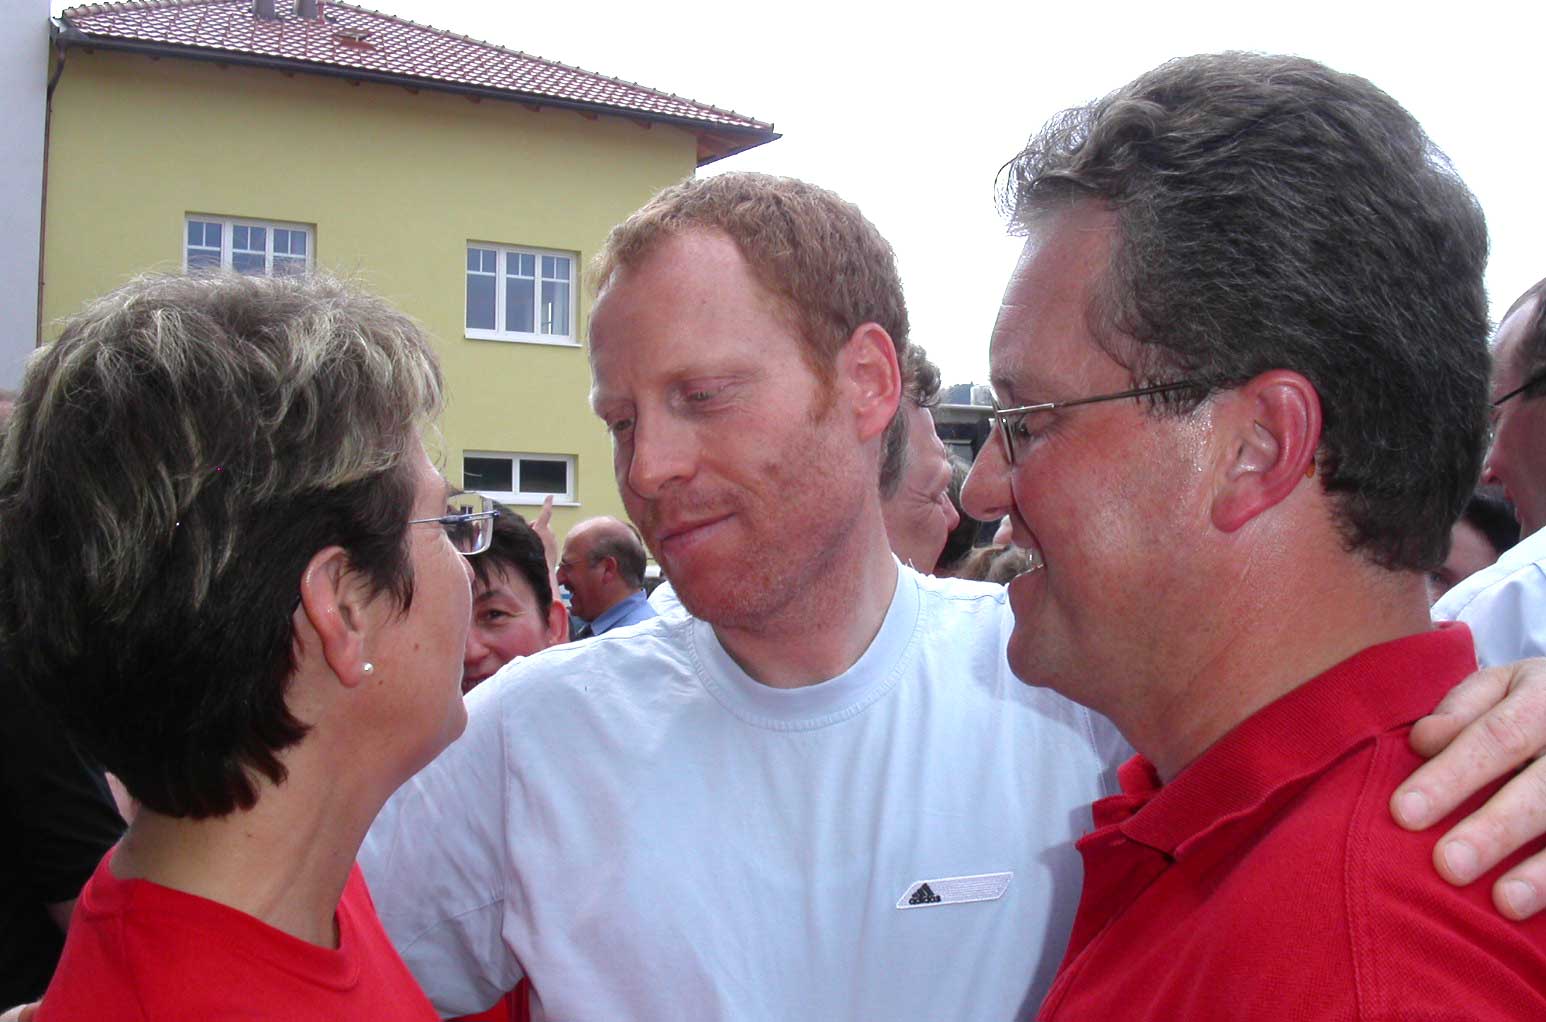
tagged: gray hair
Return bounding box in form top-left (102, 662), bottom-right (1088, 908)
top-left (1000, 52), bottom-right (1491, 571)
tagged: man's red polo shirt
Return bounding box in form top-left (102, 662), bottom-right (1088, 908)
top-left (1038, 625), bottom-right (1546, 1021)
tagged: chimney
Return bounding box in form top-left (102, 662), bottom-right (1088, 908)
top-left (296, 0), bottom-right (319, 17)
top-left (255, 0), bottom-right (277, 18)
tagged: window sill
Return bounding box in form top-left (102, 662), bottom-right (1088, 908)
top-left (464, 332), bottom-right (580, 348)
top-left (481, 494), bottom-right (580, 508)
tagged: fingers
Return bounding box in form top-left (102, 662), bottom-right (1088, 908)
top-left (1421, 758), bottom-right (1546, 918)
top-left (0, 1002), bottom-right (39, 1022)
top-left (1394, 660), bottom-right (1546, 831)
top-left (535, 493), bottom-right (554, 530)
top-left (1406, 663), bottom-right (1514, 758)
top-left (1494, 849), bottom-right (1546, 921)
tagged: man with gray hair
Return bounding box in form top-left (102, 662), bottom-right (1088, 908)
top-left (961, 52), bottom-right (1544, 1018)
top-left (556, 516), bottom-right (656, 638)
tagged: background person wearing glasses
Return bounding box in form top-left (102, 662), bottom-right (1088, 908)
top-left (1435, 278), bottom-right (1546, 664)
top-left (0, 273), bottom-right (490, 1020)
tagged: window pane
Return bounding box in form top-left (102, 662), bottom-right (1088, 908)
top-left (541, 279), bottom-right (569, 337)
top-left (233, 225), bottom-right (249, 249)
top-left (186, 220), bottom-right (221, 270)
top-left (232, 251), bottom-right (265, 275)
top-left (274, 229), bottom-right (294, 256)
top-left (290, 231), bottom-right (306, 256)
top-left (519, 253), bottom-right (535, 277)
top-left (273, 255), bottom-right (307, 277)
top-left (188, 220), bottom-right (216, 246)
top-left (466, 273), bottom-right (496, 330)
top-left (519, 458), bottom-right (567, 495)
top-left (541, 255), bottom-right (555, 278)
top-left (464, 456), bottom-right (513, 492)
top-left (468, 246), bottom-right (495, 273)
top-left (505, 275), bottom-right (534, 333)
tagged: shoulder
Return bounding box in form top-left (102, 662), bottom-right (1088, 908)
top-left (478, 613), bottom-right (697, 716)
top-left (1338, 732), bottom-right (1546, 1013)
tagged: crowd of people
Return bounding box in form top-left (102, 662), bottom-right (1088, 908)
top-left (5, 49), bottom-right (1546, 1021)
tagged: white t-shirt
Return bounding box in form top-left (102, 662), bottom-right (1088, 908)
top-left (362, 566), bottom-right (1126, 1021)
top-left (1432, 526), bottom-right (1546, 665)
top-left (646, 578), bottom-right (687, 619)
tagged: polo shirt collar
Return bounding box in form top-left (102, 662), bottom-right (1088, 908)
top-left (1105, 624), bottom-right (1476, 860)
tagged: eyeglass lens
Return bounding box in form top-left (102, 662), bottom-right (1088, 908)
top-left (445, 493), bottom-right (494, 555)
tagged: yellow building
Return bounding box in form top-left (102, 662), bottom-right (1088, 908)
top-left (44, 0), bottom-right (777, 535)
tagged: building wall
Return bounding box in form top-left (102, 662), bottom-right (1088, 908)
top-left (0, 0), bottom-right (47, 388)
top-left (43, 48), bottom-right (699, 534)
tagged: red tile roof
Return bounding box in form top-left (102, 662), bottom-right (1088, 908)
top-left (57, 1), bottom-right (778, 164)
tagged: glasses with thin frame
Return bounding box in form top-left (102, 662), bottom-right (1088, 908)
top-left (1486, 366), bottom-right (1546, 446)
top-left (410, 492), bottom-right (499, 556)
top-left (989, 380), bottom-right (1206, 466)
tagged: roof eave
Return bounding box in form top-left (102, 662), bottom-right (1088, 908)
top-left (54, 25), bottom-right (779, 167)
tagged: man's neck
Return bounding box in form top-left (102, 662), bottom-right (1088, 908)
top-left (1115, 565), bottom-right (1437, 783)
top-left (712, 531), bottom-right (900, 689)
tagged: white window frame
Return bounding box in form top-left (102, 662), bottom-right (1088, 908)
top-left (464, 242), bottom-right (578, 347)
top-left (184, 215), bottom-right (313, 276)
top-left (463, 451), bottom-right (578, 506)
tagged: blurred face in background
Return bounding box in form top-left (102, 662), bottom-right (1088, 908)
top-left (882, 402), bottom-right (960, 572)
top-left (463, 562), bottom-right (565, 691)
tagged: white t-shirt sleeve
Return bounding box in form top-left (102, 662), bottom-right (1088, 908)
top-left (361, 677), bottom-right (523, 1017)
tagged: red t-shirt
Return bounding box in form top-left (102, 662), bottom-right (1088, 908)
top-left (1040, 624), bottom-right (1546, 1021)
top-left (37, 851), bottom-right (436, 1021)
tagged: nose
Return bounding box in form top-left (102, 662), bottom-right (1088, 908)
top-left (622, 412), bottom-right (696, 499)
top-left (962, 436), bottom-right (1014, 525)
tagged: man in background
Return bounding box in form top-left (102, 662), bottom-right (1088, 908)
top-left (1434, 278), bottom-right (1546, 662)
top-left (556, 516), bottom-right (656, 638)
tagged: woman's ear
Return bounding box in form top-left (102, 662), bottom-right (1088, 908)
top-left (297, 546), bottom-right (377, 687)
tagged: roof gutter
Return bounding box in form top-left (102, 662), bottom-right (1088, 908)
top-left (54, 30), bottom-right (780, 166)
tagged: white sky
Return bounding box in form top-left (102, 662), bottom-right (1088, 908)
top-left (57, 0), bottom-right (1546, 386)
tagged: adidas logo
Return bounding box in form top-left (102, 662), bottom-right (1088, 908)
top-left (896, 872), bottom-right (1013, 910)
top-left (908, 883), bottom-right (942, 906)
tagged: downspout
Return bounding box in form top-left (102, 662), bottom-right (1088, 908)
top-left (37, 24), bottom-right (72, 348)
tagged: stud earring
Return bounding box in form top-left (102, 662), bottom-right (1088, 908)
top-left (362, 662), bottom-right (375, 674)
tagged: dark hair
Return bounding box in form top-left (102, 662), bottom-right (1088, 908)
top-left (1461, 486), bottom-right (1521, 558)
top-left (1000, 52), bottom-right (1490, 571)
top-left (471, 501), bottom-right (553, 610)
top-left (881, 344), bottom-right (944, 497)
top-left (588, 523), bottom-right (648, 590)
top-left (0, 272), bottom-right (443, 819)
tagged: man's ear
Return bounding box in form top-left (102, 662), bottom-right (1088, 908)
top-left (297, 545), bottom-right (377, 688)
top-left (1210, 370), bottom-right (1322, 533)
top-left (545, 599), bottom-right (570, 649)
top-left (836, 323), bottom-right (902, 443)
